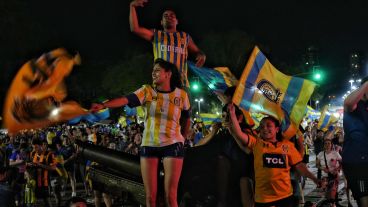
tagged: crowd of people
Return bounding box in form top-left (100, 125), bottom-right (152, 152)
top-left (0, 107), bottom-right (357, 207)
top-left (1, 0), bottom-right (368, 206)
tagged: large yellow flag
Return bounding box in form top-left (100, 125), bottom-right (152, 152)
top-left (3, 48), bottom-right (87, 134)
top-left (233, 46), bottom-right (316, 139)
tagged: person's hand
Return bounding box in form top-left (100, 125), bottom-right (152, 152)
top-left (130, 0), bottom-right (148, 8)
top-left (90, 103), bottom-right (104, 113)
top-left (195, 52), bottom-right (206, 67)
top-left (227, 103), bottom-right (236, 117)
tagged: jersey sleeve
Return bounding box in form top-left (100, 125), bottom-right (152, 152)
top-left (247, 134), bottom-right (258, 150)
top-left (128, 85), bottom-right (150, 107)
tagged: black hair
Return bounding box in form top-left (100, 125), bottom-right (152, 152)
top-left (222, 103), bottom-right (253, 130)
top-left (154, 58), bottom-right (182, 90)
top-left (260, 116), bottom-right (283, 141)
top-left (31, 139), bottom-right (41, 145)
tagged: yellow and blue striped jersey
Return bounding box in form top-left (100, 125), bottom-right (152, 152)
top-left (128, 85), bottom-right (190, 147)
top-left (152, 30), bottom-right (190, 87)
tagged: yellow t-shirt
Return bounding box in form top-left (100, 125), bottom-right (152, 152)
top-left (248, 135), bottom-right (302, 203)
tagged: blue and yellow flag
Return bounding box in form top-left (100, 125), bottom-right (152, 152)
top-left (188, 61), bottom-right (238, 101)
top-left (250, 112), bottom-right (265, 128)
top-left (189, 62), bottom-right (255, 126)
top-left (68, 108), bottom-right (110, 124)
top-left (318, 106), bottom-right (338, 131)
top-left (305, 105), bottom-right (321, 121)
top-left (199, 113), bottom-right (221, 127)
top-left (233, 46), bottom-right (316, 139)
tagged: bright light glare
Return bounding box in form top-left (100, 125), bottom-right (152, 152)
top-left (333, 112), bottom-right (340, 118)
top-left (50, 108), bottom-right (60, 117)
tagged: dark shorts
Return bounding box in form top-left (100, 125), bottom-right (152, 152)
top-left (255, 195), bottom-right (294, 207)
top-left (140, 142), bottom-right (184, 158)
top-left (343, 164), bottom-right (368, 199)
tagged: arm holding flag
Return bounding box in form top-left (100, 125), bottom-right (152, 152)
top-left (227, 103), bottom-right (251, 149)
top-left (90, 97), bottom-right (129, 113)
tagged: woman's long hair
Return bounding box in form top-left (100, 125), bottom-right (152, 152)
top-left (154, 58), bottom-right (182, 90)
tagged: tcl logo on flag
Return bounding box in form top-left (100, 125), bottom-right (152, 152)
top-left (263, 153), bottom-right (287, 168)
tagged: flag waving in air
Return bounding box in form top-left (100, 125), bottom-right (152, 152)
top-left (188, 61), bottom-right (238, 102)
top-left (318, 106), bottom-right (339, 131)
top-left (3, 48), bottom-right (87, 134)
top-left (233, 46), bottom-right (316, 139)
top-left (189, 62), bottom-right (255, 126)
top-left (305, 105), bottom-right (321, 121)
top-left (199, 113), bottom-right (221, 127)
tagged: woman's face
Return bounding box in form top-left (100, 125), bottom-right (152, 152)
top-left (324, 140), bottom-right (332, 151)
top-left (152, 64), bottom-right (171, 85)
top-left (259, 118), bottom-right (279, 141)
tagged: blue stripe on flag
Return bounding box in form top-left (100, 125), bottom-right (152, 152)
top-left (320, 115), bottom-right (330, 129)
top-left (215, 69), bottom-right (231, 91)
top-left (281, 114), bottom-right (291, 132)
top-left (281, 77), bottom-right (304, 113)
top-left (240, 51), bottom-right (266, 111)
top-left (188, 62), bottom-right (229, 93)
top-left (280, 77), bottom-right (304, 131)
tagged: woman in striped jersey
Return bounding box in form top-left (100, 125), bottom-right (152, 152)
top-left (91, 59), bottom-right (191, 207)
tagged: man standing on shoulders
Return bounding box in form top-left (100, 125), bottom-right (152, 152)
top-left (129, 0), bottom-right (206, 88)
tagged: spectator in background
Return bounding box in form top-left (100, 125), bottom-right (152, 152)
top-left (316, 139), bottom-right (342, 206)
top-left (314, 130), bottom-right (324, 179)
top-left (24, 167), bottom-right (36, 207)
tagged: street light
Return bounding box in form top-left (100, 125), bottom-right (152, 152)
top-left (315, 100), bottom-right (319, 110)
top-left (349, 79), bottom-right (355, 88)
top-left (194, 98), bottom-right (204, 114)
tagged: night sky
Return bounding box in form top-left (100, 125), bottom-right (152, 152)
top-left (1, 0), bottom-right (368, 103)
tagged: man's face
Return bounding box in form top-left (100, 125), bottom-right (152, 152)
top-left (161, 10), bottom-right (178, 29)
